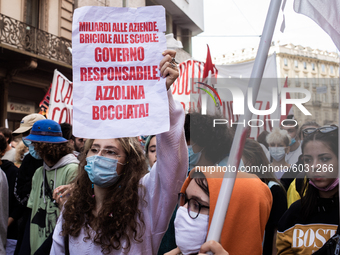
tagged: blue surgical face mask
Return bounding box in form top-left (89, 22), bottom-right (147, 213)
top-left (269, 147), bottom-right (286, 161)
top-left (289, 138), bottom-right (296, 146)
top-left (188, 145), bottom-right (202, 172)
top-left (22, 138), bottom-right (41, 160)
top-left (84, 155), bottom-right (122, 188)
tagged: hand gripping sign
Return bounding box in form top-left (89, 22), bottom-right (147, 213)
top-left (72, 6), bottom-right (168, 138)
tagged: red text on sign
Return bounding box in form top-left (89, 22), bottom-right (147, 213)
top-left (94, 47), bottom-right (144, 62)
top-left (80, 65), bottom-right (159, 81)
top-left (95, 85), bottom-right (145, 100)
top-left (129, 34), bottom-right (158, 44)
top-left (128, 22), bottom-right (158, 32)
top-left (92, 103), bottom-right (149, 120)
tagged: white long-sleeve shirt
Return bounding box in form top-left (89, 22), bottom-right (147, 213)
top-left (50, 90), bottom-right (188, 255)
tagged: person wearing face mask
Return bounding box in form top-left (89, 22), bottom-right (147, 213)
top-left (165, 112), bottom-right (272, 255)
top-left (166, 168), bottom-right (272, 255)
top-left (277, 126), bottom-right (339, 255)
top-left (10, 113), bottom-right (45, 255)
top-left (50, 50), bottom-right (188, 255)
top-left (285, 122), bottom-right (321, 208)
top-left (242, 138), bottom-right (287, 255)
top-left (18, 119), bottom-right (78, 255)
top-left (266, 128), bottom-right (291, 180)
top-left (281, 119), bottom-right (302, 165)
top-left (0, 134), bottom-right (22, 255)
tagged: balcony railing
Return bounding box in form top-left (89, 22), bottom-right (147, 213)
top-left (304, 82), bottom-right (309, 88)
top-left (332, 102), bottom-right (339, 108)
top-left (0, 13), bottom-right (72, 65)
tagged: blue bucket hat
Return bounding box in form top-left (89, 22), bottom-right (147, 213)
top-left (25, 119), bottom-right (68, 143)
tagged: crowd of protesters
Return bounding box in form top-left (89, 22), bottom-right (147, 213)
top-left (0, 50), bottom-right (339, 255)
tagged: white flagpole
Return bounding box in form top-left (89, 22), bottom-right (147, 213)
top-left (206, 0), bottom-right (283, 243)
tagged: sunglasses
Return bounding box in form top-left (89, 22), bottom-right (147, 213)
top-left (302, 126), bottom-right (338, 137)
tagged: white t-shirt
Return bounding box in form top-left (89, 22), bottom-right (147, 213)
top-left (285, 143), bottom-right (302, 165)
top-left (2, 147), bottom-right (16, 163)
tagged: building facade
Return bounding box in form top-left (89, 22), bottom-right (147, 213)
top-left (0, 0), bottom-right (203, 129)
top-left (214, 43), bottom-right (340, 126)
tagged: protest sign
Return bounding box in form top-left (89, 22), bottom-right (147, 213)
top-left (49, 70), bottom-right (73, 124)
top-left (172, 54), bottom-right (279, 137)
top-left (72, 6), bottom-right (167, 138)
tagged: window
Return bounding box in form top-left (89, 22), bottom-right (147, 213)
top-left (312, 63), bottom-right (315, 71)
top-left (294, 60), bottom-right (298, 68)
top-left (295, 75), bottom-right (300, 87)
top-left (330, 66), bottom-right (334, 74)
top-left (321, 64), bottom-right (325, 72)
top-left (284, 58), bottom-right (288, 66)
top-left (26, 0), bottom-right (41, 27)
top-left (323, 94), bottom-right (327, 103)
top-left (303, 61), bottom-right (307, 69)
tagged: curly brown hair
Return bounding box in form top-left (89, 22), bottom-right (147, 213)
top-left (61, 137), bottom-right (148, 254)
top-left (33, 142), bottom-right (73, 165)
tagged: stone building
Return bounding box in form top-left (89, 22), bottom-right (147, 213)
top-left (0, 0), bottom-right (203, 128)
top-left (214, 42), bottom-right (340, 126)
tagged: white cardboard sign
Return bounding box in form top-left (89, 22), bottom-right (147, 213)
top-left (72, 6), bottom-right (168, 138)
top-left (49, 69), bottom-right (73, 124)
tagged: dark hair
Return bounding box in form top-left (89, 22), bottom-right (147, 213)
top-left (0, 127), bottom-right (12, 144)
top-left (62, 137), bottom-right (148, 254)
top-left (300, 129), bottom-right (338, 220)
top-left (257, 130), bottom-right (269, 150)
top-left (33, 142), bottom-right (73, 165)
top-left (60, 123), bottom-right (73, 140)
top-left (242, 139), bottom-right (285, 192)
top-left (185, 112), bottom-right (233, 164)
top-left (144, 135), bottom-right (156, 154)
top-left (190, 171), bottom-right (209, 197)
top-left (281, 119), bottom-right (299, 130)
top-left (0, 135), bottom-right (7, 153)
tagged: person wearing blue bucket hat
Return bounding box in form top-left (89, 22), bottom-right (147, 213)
top-left (20, 119), bottom-right (79, 254)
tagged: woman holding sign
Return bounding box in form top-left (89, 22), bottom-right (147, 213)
top-left (50, 50), bottom-right (188, 254)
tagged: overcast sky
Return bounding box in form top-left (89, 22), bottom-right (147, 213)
top-left (192, 0), bottom-right (338, 62)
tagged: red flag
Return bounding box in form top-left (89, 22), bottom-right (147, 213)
top-left (39, 84), bottom-right (52, 118)
top-left (202, 45), bottom-right (216, 81)
top-left (198, 45), bottom-right (216, 111)
top-left (280, 77), bottom-right (293, 122)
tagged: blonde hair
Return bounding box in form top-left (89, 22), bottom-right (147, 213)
top-left (266, 127), bottom-right (291, 146)
top-left (15, 141), bottom-right (28, 163)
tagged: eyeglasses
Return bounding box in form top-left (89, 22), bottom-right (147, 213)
top-left (178, 193), bottom-right (209, 219)
top-left (88, 146), bottom-right (125, 160)
top-left (302, 126), bottom-right (338, 138)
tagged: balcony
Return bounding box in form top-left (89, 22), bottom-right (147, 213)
top-left (331, 86), bottom-right (336, 91)
top-left (332, 102), bottom-right (339, 108)
top-left (304, 82), bottom-right (309, 88)
top-left (312, 100), bottom-right (321, 107)
top-left (0, 13), bottom-right (72, 65)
